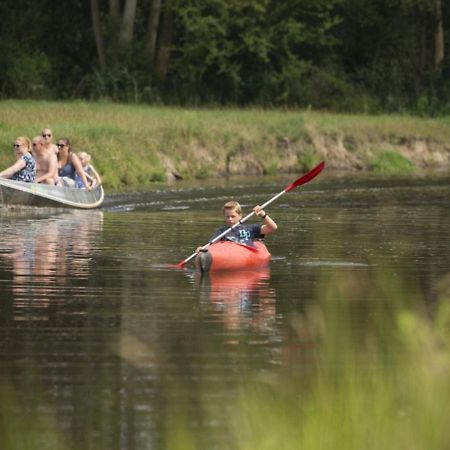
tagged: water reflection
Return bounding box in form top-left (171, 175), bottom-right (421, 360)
top-left (0, 210), bottom-right (103, 320)
top-left (197, 268), bottom-right (277, 332)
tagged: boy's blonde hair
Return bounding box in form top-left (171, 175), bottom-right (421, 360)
top-left (223, 201), bottom-right (241, 215)
top-left (77, 151), bottom-right (91, 163)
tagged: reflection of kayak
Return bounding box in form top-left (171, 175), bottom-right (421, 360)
top-left (208, 266), bottom-right (270, 289)
top-left (0, 178), bottom-right (104, 209)
top-left (198, 267), bottom-right (274, 328)
top-left (195, 240), bottom-right (271, 272)
top-left (204, 267), bottom-right (270, 304)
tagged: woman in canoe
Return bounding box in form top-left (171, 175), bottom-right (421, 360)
top-left (56, 137), bottom-right (91, 190)
top-left (0, 136), bottom-right (36, 182)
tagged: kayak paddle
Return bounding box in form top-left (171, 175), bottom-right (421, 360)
top-left (174, 161), bottom-right (325, 269)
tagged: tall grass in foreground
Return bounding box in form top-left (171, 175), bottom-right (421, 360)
top-left (222, 272), bottom-right (450, 450)
top-left (1, 100), bottom-right (449, 190)
top-left (165, 270), bottom-right (450, 450)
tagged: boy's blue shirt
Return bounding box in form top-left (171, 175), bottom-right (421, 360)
top-left (210, 224), bottom-right (263, 247)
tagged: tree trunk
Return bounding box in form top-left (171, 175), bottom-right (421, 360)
top-left (109, 0), bottom-right (121, 20)
top-left (415, 22), bottom-right (427, 96)
top-left (434, 0), bottom-right (444, 69)
top-left (91, 0), bottom-right (107, 71)
top-left (146, 0), bottom-right (163, 62)
top-left (120, 0), bottom-right (138, 45)
top-left (155, 7), bottom-right (173, 80)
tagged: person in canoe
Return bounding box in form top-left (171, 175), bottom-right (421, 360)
top-left (56, 138), bottom-right (91, 190)
top-left (33, 135), bottom-right (58, 185)
top-left (0, 136), bottom-right (36, 182)
top-left (41, 127), bottom-right (58, 155)
top-left (75, 151), bottom-right (102, 188)
top-left (198, 200), bottom-right (278, 251)
top-left (194, 201), bottom-right (277, 272)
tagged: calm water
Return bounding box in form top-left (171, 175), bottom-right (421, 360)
top-left (0, 172), bottom-right (449, 449)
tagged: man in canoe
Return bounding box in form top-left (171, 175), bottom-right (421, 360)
top-left (32, 136), bottom-right (58, 185)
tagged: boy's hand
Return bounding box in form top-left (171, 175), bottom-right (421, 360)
top-left (253, 205), bottom-right (266, 218)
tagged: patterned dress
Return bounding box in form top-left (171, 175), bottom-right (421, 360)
top-left (11, 153), bottom-right (36, 182)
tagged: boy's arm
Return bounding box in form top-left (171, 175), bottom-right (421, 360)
top-left (253, 205), bottom-right (277, 235)
top-left (260, 214), bottom-right (277, 235)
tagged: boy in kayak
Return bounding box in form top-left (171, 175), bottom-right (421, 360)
top-left (198, 200), bottom-right (278, 250)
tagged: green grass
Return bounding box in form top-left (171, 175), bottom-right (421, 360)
top-left (224, 269), bottom-right (450, 450)
top-left (369, 150), bottom-right (415, 173)
top-left (1, 100), bottom-right (449, 190)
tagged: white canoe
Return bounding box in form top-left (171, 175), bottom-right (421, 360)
top-left (0, 178), bottom-right (104, 209)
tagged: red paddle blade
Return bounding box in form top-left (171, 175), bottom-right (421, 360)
top-left (284, 161), bottom-right (325, 193)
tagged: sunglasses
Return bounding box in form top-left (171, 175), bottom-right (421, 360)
top-left (57, 143), bottom-right (65, 148)
top-left (42, 134), bottom-right (52, 137)
top-left (13, 144), bottom-right (21, 148)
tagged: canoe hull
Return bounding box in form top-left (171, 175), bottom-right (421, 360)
top-left (195, 240), bottom-right (271, 272)
top-left (0, 178), bottom-right (104, 209)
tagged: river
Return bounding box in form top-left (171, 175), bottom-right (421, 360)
top-left (0, 171), bottom-right (449, 450)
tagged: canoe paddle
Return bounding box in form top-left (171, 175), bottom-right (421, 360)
top-left (173, 161), bottom-right (325, 269)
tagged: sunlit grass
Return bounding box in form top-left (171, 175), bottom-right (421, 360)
top-left (1, 100), bottom-right (449, 190)
top-left (369, 150), bottom-right (415, 173)
top-left (136, 268), bottom-right (450, 450)
top-left (225, 271), bottom-right (450, 450)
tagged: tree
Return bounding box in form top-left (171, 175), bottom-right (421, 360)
top-left (91, 0), bottom-right (107, 72)
top-left (146, 0), bottom-right (163, 60)
top-left (0, 0), bottom-right (449, 111)
top-left (434, 0), bottom-right (444, 69)
top-left (154, 4), bottom-right (173, 79)
top-left (120, 0), bottom-right (138, 46)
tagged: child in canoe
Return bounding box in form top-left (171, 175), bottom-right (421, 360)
top-left (197, 200), bottom-right (278, 251)
top-left (75, 151), bottom-right (102, 188)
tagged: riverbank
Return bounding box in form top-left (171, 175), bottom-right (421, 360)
top-left (1, 100), bottom-right (449, 190)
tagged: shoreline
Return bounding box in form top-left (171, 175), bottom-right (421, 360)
top-left (1, 100), bottom-right (449, 190)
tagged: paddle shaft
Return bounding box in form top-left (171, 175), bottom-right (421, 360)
top-left (175, 161), bottom-right (325, 268)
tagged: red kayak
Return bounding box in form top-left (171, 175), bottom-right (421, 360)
top-left (195, 240), bottom-right (271, 272)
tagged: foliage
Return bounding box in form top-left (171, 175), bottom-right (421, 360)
top-left (0, 0), bottom-right (448, 112)
top-left (369, 149), bottom-right (415, 173)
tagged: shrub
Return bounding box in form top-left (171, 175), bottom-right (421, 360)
top-left (370, 150), bottom-right (415, 173)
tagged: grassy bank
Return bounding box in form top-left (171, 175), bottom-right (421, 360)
top-left (1, 100), bottom-right (449, 190)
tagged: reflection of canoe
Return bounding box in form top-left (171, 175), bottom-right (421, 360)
top-left (195, 240), bottom-right (271, 272)
top-left (0, 178), bottom-right (104, 209)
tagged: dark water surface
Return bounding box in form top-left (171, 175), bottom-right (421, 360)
top-left (0, 172), bottom-right (449, 449)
